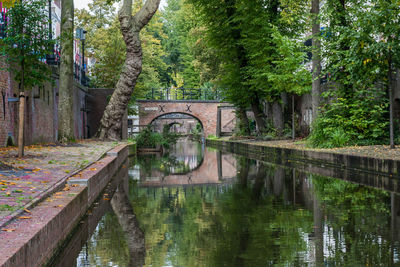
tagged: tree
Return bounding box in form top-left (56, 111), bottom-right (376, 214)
top-left (189, 0), bottom-right (310, 136)
top-left (0, 0), bottom-right (53, 157)
top-left (58, 0), bottom-right (75, 142)
top-left (75, 0), bottom-right (167, 95)
top-left (162, 0), bottom-right (203, 88)
top-left (98, 0), bottom-right (161, 140)
top-left (266, 28), bottom-right (311, 139)
top-left (311, 0), bottom-right (321, 123)
top-left (310, 0), bottom-right (400, 148)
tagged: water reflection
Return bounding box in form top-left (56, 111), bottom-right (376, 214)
top-left (53, 142), bottom-right (400, 266)
top-left (111, 186), bottom-right (145, 267)
top-left (131, 159), bottom-right (400, 266)
top-left (136, 139), bottom-right (237, 186)
top-left (50, 159), bottom-right (145, 267)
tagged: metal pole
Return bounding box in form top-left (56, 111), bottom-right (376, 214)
top-left (81, 39), bottom-right (85, 85)
top-left (48, 0), bottom-right (52, 40)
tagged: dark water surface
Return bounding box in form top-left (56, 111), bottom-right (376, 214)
top-left (53, 140), bottom-right (400, 266)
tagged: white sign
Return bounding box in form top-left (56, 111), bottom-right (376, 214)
top-left (144, 107), bottom-right (158, 111)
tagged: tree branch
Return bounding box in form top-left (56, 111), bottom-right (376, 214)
top-left (132, 0), bottom-right (161, 31)
top-left (118, 0), bottom-right (133, 33)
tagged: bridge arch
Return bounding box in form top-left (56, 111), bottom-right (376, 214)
top-left (149, 112), bottom-right (204, 134)
top-left (137, 100), bottom-right (227, 137)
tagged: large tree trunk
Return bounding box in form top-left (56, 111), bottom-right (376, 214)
top-left (311, 0), bottom-right (321, 124)
top-left (58, 0), bottom-right (75, 142)
top-left (272, 101), bottom-right (284, 136)
top-left (237, 107), bottom-right (250, 135)
top-left (250, 98), bottom-right (266, 134)
top-left (98, 0), bottom-right (161, 140)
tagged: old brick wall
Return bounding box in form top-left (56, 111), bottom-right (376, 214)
top-left (0, 62), bottom-right (96, 147)
top-left (0, 58), bottom-right (13, 147)
top-left (87, 88), bottom-right (114, 138)
top-left (74, 83), bottom-right (88, 139)
top-left (25, 75), bottom-right (57, 145)
top-left (137, 100), bottom-right (226, 137)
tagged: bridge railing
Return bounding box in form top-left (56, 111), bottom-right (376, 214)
top-left (142, 88), bottom-right (222, 101)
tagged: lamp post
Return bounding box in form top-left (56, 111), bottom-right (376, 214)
top-left (75, 27), bottom-right (87, 85)
top-left (46, 0), bottom-right (56, 65)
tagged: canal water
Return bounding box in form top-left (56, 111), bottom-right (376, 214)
top-left (52, 139), bottom-right (400, 266)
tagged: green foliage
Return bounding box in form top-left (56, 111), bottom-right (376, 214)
top-left (312, 173), bottom-right (390, 223)
top-left (162, 0), bottom-right (214, 88)
top-left (135, 127), bottom-right (164, 148)
top-left (135, 125), bottom-right (180, 149)
top-left (309, 86), bottom-right (389, 148)
top-left (309, 0), bottom-right (400, 148)
top-left (0, 0), bottom-right (54, 90)
top-left (75, 0), bottom-right (168, 95)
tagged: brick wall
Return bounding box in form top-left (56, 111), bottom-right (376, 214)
top-left (25, 78), bottom-right (57, 145)
top-left (87, 88), bottom-right (114, 138)
top-left (0, 61), bottom-right (96, 147)
top-left (0, 58), bottom-right (14, 147)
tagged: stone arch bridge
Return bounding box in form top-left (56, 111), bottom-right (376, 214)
top-left (137, 100), bottom-right (236, 137)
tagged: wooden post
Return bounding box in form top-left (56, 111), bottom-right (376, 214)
top-left (18, 92), bottom-right (25, 158)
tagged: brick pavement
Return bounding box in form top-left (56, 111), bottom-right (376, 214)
top-left (0, 140), bottom-right (120, 228)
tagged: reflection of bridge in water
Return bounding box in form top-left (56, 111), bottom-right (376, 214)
top-left (138, 150), bottom-right (237, 187)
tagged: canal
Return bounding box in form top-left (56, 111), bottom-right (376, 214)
top-left (50, 139), bottom-right (400, 266)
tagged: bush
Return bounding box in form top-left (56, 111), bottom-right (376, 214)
top-left (135, 127), bottom-right (163, 148)
top-left (135, 125), bottom-right (181, 149)
top-left (309, 93), bottom-right (389, 148)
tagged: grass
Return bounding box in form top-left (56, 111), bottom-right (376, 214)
top-left (0, 204), bottom-right (17, 211)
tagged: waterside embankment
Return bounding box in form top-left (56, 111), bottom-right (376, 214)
top-left (207, 138), bottom-right (400, 192)
top-left (0, 141), bottom-right (136, 267)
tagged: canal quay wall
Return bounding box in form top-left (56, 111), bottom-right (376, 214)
top-left (0, 143), bottom-right (136, 267)
top-left (207, 139), bottom-right (400, 192)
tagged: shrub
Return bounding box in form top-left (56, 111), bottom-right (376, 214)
top-left (135, 127), bottom-right (163, 148)
top-left (309, 92), bottom-right (389, 148)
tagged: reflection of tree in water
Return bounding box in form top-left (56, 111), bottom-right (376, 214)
top-left (111, 186), bottom-right (146, 267)
top-left (311, 174), bottom-right (394, 266)
top-left (77, 185), bottom-right (145, 267)
top-left (78, 212), bottom-right (130, 267)
top-left (130, 159), bottom-right (314, 266)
